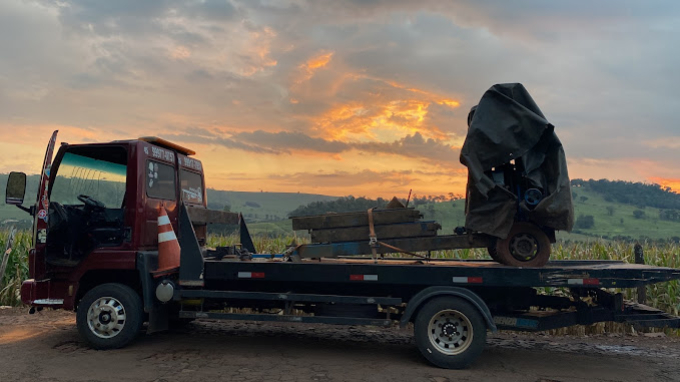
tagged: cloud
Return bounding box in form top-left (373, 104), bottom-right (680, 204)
top-left (165, 128), bottom-right (459, 166)
top-left (643, 137), bottom-right (680, 150)
top-left (1, 0), bottom-right (680, 196)
top-left (263, 168), bottom-right (467, 195)
top-left (296, 51), bottom-right (334, 83)
top-left (648, 177), bottom-right (680, 193)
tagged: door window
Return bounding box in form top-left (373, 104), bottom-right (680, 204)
top-left (180, 170), bottom-right (203, 204)
top-left (146, 160), bottom-right (176, 200)
top-left (51, 152), bottom-right (127, 208)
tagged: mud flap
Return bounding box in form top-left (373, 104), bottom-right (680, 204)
top-left (147, 304), bottom-right (169, 334)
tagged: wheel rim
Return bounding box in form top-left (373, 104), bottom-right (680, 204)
top-left (87, 297), bottom-right (126, 339)
top-left (427, 309), bottom-right (473, 355)
top-left (509, 233), bottom-right (539, 262)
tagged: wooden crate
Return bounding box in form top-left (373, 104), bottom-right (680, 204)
top-left (311, 221), bottom-right (441, 243)
top-left (292, 208), bottom-right (422, 230)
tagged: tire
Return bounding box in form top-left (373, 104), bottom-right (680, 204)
top-left (495, 222), bottom-right (551, 267)
top-left (76, 283), bottom-right (144, 350)
top-left (414, 297), bottom-right (487, 369)
top-left (487, 244), bottom-right (500, 262)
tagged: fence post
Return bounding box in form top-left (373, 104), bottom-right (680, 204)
top-left (634, 243), bottom-right (646, 305)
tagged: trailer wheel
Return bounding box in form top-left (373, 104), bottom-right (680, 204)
top-left (77, 283), bottom-right (144, 350)
top-left (414, 297), bottom-right (487, 369)
top-left (495, 222), bottom-right (551, 267)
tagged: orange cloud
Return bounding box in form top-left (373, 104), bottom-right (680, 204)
top-left (312, 98), bottom-right (450, 141)
top-left (305, 52), bottom-right (334, 70)
top-left (384, 79), bottom-right (461, 108)
top-left (296, 51), bottom-right (334, 83)
top-left (649, 177), bottom-right (680, 193)
top-left (242, 26), bottom-right (278, 76)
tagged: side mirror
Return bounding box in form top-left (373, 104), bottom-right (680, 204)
top-left (6, 172), bottom-right (27, 205)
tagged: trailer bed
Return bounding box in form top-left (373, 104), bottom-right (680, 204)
top-left (198, 258), bottom-right (680, 289)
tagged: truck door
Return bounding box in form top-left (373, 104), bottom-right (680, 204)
top-left (46, 145), bottom-right (128, 266)
top-left (31, 130), bottom-right (58, 278)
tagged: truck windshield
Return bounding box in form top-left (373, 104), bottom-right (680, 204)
top-left (51, 152), bottom-right (127, 208)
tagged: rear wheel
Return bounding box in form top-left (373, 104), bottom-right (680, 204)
top-left (414, 297), bottom-right (487, 369)
top-left (495, 222), bottom-right (551, 267)
top-left (76, 283), bottom-right (144, 349)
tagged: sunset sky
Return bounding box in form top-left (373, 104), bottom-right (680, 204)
top-left (1, 1), bottom-right (679, 197)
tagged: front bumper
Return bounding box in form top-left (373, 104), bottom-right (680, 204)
top-left (20, 279), bottom-right (65, 307)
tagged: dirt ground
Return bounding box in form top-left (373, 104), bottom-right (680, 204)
top-left (1, 308), bottom-right (679, 382)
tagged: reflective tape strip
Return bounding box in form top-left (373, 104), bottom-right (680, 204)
top-left (568, 278), bottom-right (599, 285)
top-left (158, 231), bottom-right (177, 243)
top-left (349, 274), bottom-right (378, 281)
top-left (33, 299), bottom-right (64, 305)
top-left (158, 215), bottom-right (171, 225)
top-left (452, 277), bottom-right (483, 284)
top-left (238, 272), bottom-right (265, 279)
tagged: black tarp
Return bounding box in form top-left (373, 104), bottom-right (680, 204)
top-left (460, 83), bottom-right (574, 239)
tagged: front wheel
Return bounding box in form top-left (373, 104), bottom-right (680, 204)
top-left (414, 297), bottom-right (487, 369)
top-left (76, 283), bottom-right (144, 350)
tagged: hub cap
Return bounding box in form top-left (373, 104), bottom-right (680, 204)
top-left (427, 310), bottom-right (473, 355)
top-left (509, 233), bottom-right (539, 261)
top-left (87, 297), bottom-right (126, 339)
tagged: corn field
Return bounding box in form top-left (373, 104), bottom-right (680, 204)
top-left (0, 229), bottom-right (31, 307)
top-left (3, 231), bottom-right (679, 335)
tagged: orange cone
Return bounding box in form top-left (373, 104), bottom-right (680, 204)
top-left (154, 207), bottom-right (181, 277)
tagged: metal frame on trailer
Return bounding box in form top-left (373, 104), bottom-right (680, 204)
top-left (200, 259), bottom-right (680, 289)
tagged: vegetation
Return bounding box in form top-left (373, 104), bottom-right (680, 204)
top-left (572, 178), bottom-right (680, 210)
top-left (574, 214), bottom-right (595, 229)
top-left (289, 196), bottom-right (399, 217)
top-left (0, 229), bottom-right (30, 307)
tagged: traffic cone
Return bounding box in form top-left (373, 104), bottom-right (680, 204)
top-left (154, 207), bottom-right (181, 277)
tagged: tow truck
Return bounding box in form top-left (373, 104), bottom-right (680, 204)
top-left (5, 131), bottom-right (680, 369)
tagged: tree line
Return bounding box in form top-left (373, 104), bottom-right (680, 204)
top-left (571, 179), bottom-right (680, 210)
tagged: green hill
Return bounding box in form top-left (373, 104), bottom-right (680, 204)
top-left (206, 189), bottom-right (336, 223)
top-left (409, 185), bottom-right (680, 241)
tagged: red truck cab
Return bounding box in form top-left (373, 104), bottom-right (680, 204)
top-left (7, 132), bottom-right (206, 311)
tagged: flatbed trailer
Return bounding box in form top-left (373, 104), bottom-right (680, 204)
top-left (130, 205), bottom-right (680, 369)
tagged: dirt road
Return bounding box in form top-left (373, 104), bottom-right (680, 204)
top-left (1, 308), bottom-right (678, 382)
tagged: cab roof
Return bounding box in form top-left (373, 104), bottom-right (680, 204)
top-left (138, 136), bottom-right (196, 156)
